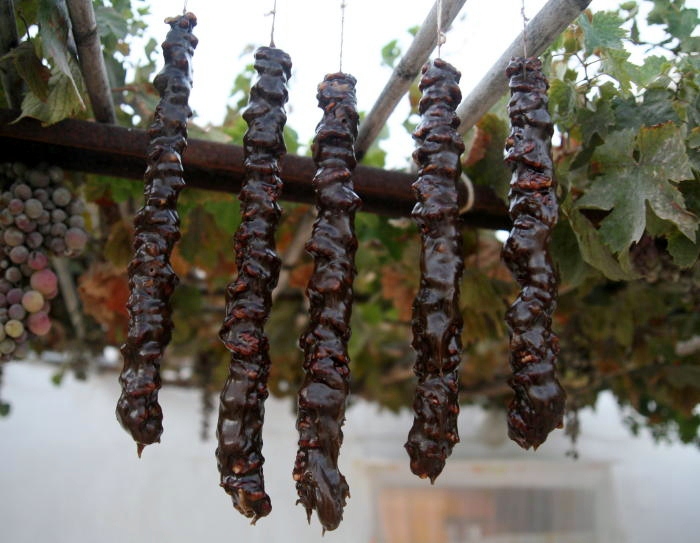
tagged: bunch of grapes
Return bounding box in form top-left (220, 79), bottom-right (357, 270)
top-left (0, 162), bottom-right (89, 360)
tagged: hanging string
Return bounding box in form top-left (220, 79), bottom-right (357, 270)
top-left (339, 1), bottom-right (347, 72)
top-left (267, 0), bottom-right (278, 47)
top-left (436, 0), bottom-right (446, 58)
top-left (521, 0), bottom-right (530, 58)
top-left (459, 173), bottom-right (475, 215)
top-left (183, 0), bottom-right (188, 14)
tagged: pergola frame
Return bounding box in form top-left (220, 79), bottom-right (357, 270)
top-left (0, 0), bottom-right (592, 230)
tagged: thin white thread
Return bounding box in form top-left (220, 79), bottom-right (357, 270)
top-left (339, 1), bottom-right (347, 72)
top-left (183, 0), bottom-right (188, 14)
top-left (436, 0), bottom-right (446, 57)
top-left (459, 173), bottom-right (475, 215)
top-left (267, 0), bottom-right (278, 47)
top-left (521, 0), bottom-right (529, 58)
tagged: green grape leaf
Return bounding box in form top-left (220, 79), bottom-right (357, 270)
top-left (632, 55), bottom-right (670, 88)
top-left (94, 5), bottom-right (129, 41)
top-left (460, 270), bottom-right (508, 343)
top-left (171, 284), bottom-right (203, 316)
top-left (229, 64), bottom-right (254, 110)
top-left (562, 193), bottom-right (637, 281)
top-left (630, 19), bottom-right (640, 43)
top-left (15, 0), bottom-right (38, 23)
top-left (548, 76), bottom-right (581, 133)
top-left (102, 54), bottom-right (127, 90)
top-left (681, 36), bottom-right (700, 54)
top-left (666, 6), bottom-right (699, 43)
top-left (170, 288), bottom-right (207, 346)
top-left (380, 39), bottom-right (401, 68)
top-left (201, 194), bottom-right (240, 236)
top-left (357, 301), bottom-right (384, 326)
top-left (83, 174), bottom-right (143, 204)
top-left (463, 113), bottom-right (510, 201)
top-left (576, 123), bottom-right (696, 253)
top-left (578, 98), bottom-right (615, 144)
top-left (283, 125), bottom-right (300, 156)
top-left (549, 78), bottom-right (576, 120)
top-left (179, 205), bottom-right (227, 269)
top-left (36, 0), bottom-right (84, 106)
top-left (18, 70), bottom-right (85, 125)
top-left (1, 41), bottom-right (50, 101)
top-left (551, 219), bottom-right (593, 287)
top-left (222, 114), bottom-right (247, 145)
top-left (362, 144), bottom-right (387, 169)
top-left (667, 231), bottom-right (699, 268)
top-left (680, 179), bottom-right (700, 220)
top-left (613, 88), bottom-right (680, 130)
top-left (356, 213), bottom-right (406, 261)
top-left (103, 219), bottom-right (133, 270)
top-left (601, 48), bottom-right (634, 93)
top-left (579, 11), bottom-right (627, 55)
top-left (689, 127), bottom-right (700, 150)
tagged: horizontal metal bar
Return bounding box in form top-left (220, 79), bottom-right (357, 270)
top-left (0, 109), bottom-right (509, 229)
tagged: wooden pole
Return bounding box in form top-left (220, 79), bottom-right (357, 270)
top-left (354, 0), bottom-right (467, 159)
top-left (0, 0), bottom-right (23, 109)
top-left (0, 110), bottom-right (509, 229)
top-left (66, 0), bottom-right (117, 124)
top-left (456, 0), bottom-right (592, 134)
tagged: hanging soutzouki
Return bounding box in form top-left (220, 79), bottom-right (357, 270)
top-left (404, 57), bottom-right (466, 483)
top-left (117, 12), bottom-right (197, 456)
top-left (502, 56), bottom-right (565, 449)
top-left (292, 72), bottom-right (360, 533)
top-left (216, 46), bottom-right (292, 523)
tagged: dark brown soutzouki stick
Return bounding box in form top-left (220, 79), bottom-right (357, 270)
top-left (117, 12), bottom-right (197, 456)
top-left (404, 58), bottom-right (465, 483)
top-left (502, 56), bottom-right (565, 449)
top-left (293, 72), bottom-right (360, 533)
top-left (216, 46), bottom-right (291, 523)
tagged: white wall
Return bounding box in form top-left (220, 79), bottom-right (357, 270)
top-left (1, 360), bottom-right (698, 543)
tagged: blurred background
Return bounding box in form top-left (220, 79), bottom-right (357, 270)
top-left (1, 357), bottom-right (698, 543)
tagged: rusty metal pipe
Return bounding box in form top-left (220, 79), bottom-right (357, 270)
top-left (0, 110), bottom-right (509, 228)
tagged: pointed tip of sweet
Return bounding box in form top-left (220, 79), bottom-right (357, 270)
top-left (406, 450), bottom-right (446, 484)
top-left (296, 499), bottom-right (313, 524)
top-left (136, 443), bottom-right (145, 458)
top-left (509, 431), bottom-right (544, 451)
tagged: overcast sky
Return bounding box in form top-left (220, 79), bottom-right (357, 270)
top-left (138, 0), bottom-right (624, 166)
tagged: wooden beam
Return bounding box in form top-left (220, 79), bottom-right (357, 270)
top-left (354, 0), bottom-right (468, 159)
top-left (66, 0), bottom-right (117, 124)
top-left (0, 110), bottom-right (509, 229)
top-left (456, 0), bottom-right (592, 134)
top-left (0, 0), bottom-right (23, 109)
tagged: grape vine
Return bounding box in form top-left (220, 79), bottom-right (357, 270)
top-left (0, 0), bottom-right (698, 449)
top-left (0, 162), bottom-right (89, 358)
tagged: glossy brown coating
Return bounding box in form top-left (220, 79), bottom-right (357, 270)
top-left (216, 46), bottom-right (292, 523)
top-left (293, 72), bottom-right (360, 533)
top-left (404, 58), bottom-right (465, 483)
top-left (503, 57), bottom-right (565, 450)
top-left (117, 12), bottom-right (197, 455)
